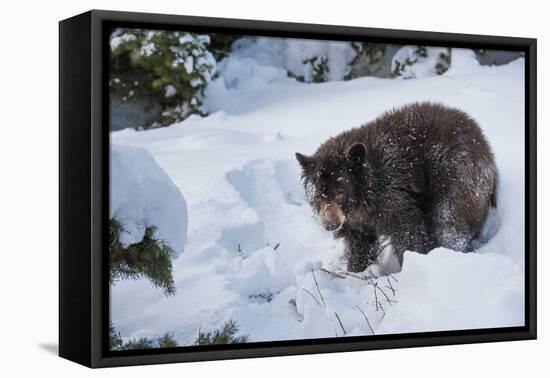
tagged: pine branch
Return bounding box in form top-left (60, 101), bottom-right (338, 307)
top-left (194, 320), bottom-right (249, 345)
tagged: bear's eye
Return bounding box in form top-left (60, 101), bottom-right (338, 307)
top-left (336, 189), bottom-right (346, 201)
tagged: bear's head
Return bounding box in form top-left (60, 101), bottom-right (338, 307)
top-left (296, 142), bottom-right (370, 232)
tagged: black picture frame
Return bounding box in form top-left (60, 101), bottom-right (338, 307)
top-left (59, 9), bottom-right (537, 368)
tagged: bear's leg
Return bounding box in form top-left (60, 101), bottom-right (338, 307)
top-left (389, 214), bottom-right (432, 266)
top-left (430, 155), bottom-right (495, 252)
top-left (432, 200), bottom-right (475, 252)
top-left (345, 229), bottom-right (380, 273)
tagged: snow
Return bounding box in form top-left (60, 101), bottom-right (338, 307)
top-left (164, 85), bottom-right (177, 98)
top-left (446, 48), bottom-right (497, 76)
top-left (183, 56), bottom-right (194, 74)
top-left (140, 42), bottom-right (156, 57)
top-left (206, 36), bottom-right (355, 90)
top-left (110, 144), bottom-right (188, 255)
top-left (110, 48), bottom-right (525, 345)
top-left (376, 248), bottom-right (524, 334)
top-left (391, 45), bottom-right (449, 78)
top-left (110, 32), bottom-right (136, 51)
top-left (179, 34), bottom-right (194, 45)
top-left (170, 36), bottom-right (216, 83)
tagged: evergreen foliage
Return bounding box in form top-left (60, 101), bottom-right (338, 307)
top-left (435, 49), bottom-right (452, 74)
top-left (109, 218), bottom-right (176, 296)
top-left (109, 320), bottom-right (250, 350)
top-left (109, 323), bottom-right (179, 351)
top-left (110, 29), bottom-right (216, 128)
top-left (122, 337), bottom-right (155, 350)
top-left (208, 34), bottom-right (242, 61)
top-left (195, 320), bottom-right (249, 345)
top-left (109, 322), bottom-right (124, 351)
top-left (392, 46), bottom-right (451, 78)
top-left (392, 47), bottom-right (419, 78)
top-left (346, 42), bottom-right (387, 79)
top-left (157, 332), bottom-right (179, 348)
top-left (288, 55), bottom-right (330, 83)
top-left (304, 56), bottom-right (330, 83)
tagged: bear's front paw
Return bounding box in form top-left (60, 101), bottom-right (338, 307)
top-left (346, 257), bottom-right (371, 273)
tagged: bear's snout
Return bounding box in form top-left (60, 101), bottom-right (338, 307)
top-left (320, 202), bottom-right (345, 232)
top-left (323, 219), bottom-right (341, 231)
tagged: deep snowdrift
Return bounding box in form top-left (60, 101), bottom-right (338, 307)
top-left (110, 50), bottom-right (525, 344)
top-left (110, 144), bottom-right (188, 255)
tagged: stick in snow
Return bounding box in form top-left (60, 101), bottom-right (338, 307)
top-left (319, 268), bottom-right (374, 283)
top-left (373, 284), bottom-right (379, 311)
top-left (354, 305), bottom-right (375, 335)
top-left (372, 284), bottom-right (385, 315)
top-left (320, 268), bottom-right (347, 279)
top-left (311, 269), bottom-right (326, 308)
top-left (375, 283), bottom-right (397, 305)
top-left (385, 276), bottom-right (396, 296)
top-left (302, 288), bottom-right (322, 308)
top-left (335, 312), bottom-right (347, 335)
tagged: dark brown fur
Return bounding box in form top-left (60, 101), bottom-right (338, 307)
top-left (296, 102), bottom-right (498, 272)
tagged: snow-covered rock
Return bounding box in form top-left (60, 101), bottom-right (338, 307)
top-left (110, 144), bottom-right (188, 256)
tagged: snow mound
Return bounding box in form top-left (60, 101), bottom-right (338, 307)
top-left (376, 248), bottom-right (524, 333)
top-left (203, 37), bottom-right (356, 114)
top-left (225, 37), bottom-right (356, 83)
top-left (110, 144), bottom-right (188, 255)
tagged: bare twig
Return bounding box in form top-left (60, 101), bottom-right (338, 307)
top-left (378, 301), bottom-right (386, 317)
top-left (373, 284), bottom-right (379, 311)
top-left (321, 268), bottom-right (375, 283)
top-left (311, 269), bottom-right (326, 308)
top-left (342, 271), bottom-right (374, 282)
top-left (354, 305), bottom-right (374, 335)
top-left (302, 288), bottom-right (322, 308)
top-left (320, 268), bottom-right (381, 286)
top-left (273, 242), bottom-right (280, 251)
top-left (376, 285), bottom-right (397, 305)
top-left (320, 268), bottom-right (347, 279)
top-left (385, 276), bottom-right (396, 296)
top-left (334, 312), bottom-right (347, 335)
top-left (371, 282), bottom-right (386, 318)
top-left (366, 266), bottom-right (378, 279)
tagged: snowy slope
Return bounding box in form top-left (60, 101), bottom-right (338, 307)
top-left (110, 50), bottom-right (525, 344)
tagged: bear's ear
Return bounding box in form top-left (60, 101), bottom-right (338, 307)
top-left (346, 142), bottom-right (366, 165)
top-left (296, 152), bottom-right (315, 173)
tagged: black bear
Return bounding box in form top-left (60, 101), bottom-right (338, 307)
top-left (296, 102), bottom-right (498, 272)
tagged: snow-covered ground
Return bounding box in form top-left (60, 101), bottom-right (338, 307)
top-left (110, 48), bottom-right (525, 345)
